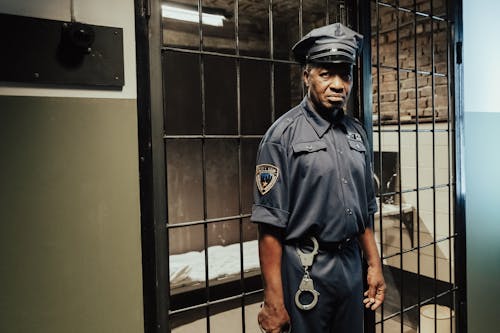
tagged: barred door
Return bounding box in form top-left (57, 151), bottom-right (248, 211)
top-left (366, 0), bottom-right (465, 332)
top-left (136, 0), bottom-right (465, 332)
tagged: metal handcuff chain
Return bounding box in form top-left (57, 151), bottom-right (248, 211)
top-left (294, 236), bottom-right (320, 311)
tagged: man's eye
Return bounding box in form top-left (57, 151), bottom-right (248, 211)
top-left (320, 72), bottom-right (330, 78)
top-left (341, 72), bottom-right (352, 80)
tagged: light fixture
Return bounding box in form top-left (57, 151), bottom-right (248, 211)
top-left (162, 3), bottom-right (225, 27)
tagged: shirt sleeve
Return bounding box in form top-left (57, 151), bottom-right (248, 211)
top-left (250, 141), bottom-right (290, 228)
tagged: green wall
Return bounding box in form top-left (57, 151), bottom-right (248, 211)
top-left (464, 1), bottom-right (500, 331)
top-left (0, 96), bottom-right (144, 333)
top-left (464, 112), bottom-right (500, 332)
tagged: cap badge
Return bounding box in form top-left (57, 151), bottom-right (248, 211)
top-left (256, 164), bottom-right (280, 195)
top-left (334, 24), bottom-right (343, 36)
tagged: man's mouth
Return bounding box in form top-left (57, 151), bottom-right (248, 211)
top-left (327, 95), bottom-right (344, 102)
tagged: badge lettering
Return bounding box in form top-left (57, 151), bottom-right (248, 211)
top-left (256, 164), bottom-right (280, 195)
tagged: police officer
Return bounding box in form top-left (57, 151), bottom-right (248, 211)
top-left (251, 23), bottom-right (386, 333)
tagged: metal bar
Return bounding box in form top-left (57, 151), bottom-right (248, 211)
top-left (376, 0), bottom-right (447, 21)
top-left (235, 1), bottom-right (246, 332)
top-left (375, 287), bottom-right (458, 324)
top-left (449, 0), bottom-right (467, 330)
top-left (325, 0), bottom-right (329, 25)
top-left (374, 13), bottom-right (447, 36)
top-left (381, 234), bottom-right (457, 261)
top-left (429, 2), bottom-right (439, 332)
top-left (162, 46), bottom-right (298, 64)
top-left (394, 3), bottom-right (404, 331)
top-left (144, 0), bottom-right (171, 331)
top-left (167, 214), bottom-right (252, 229)
top-left (299, 0), bottom-right (303, 37)
top-left (372, 128), bottom-right (450, 133)
top-left (196, 1), bottom-right (211, 330)
top-left (374, 1), bottom-right (385, 330)
top-left (413, 1), bottom-right (422, 330)
top-left (360, 0), bottom-right (374, 152)
top-left (378, 184), bottom-right (452, 199)
top-left (358, 1), bottom-right (375, 331)
top-left (446, 5), bottom-right (455, 331)
top-left (169, 290), bottom-right (264, 316)
top-left (269, 0), bottom-right (276, 123)
top-left (165, 134), bottom-right (263, 139)
top-left (370, 64), bottom-right (447, 77)
top-left (378, 185), bottom-right (450, 200)
top-left (299, 0), bottom-right (304, 97)
top-left (134, 0), bottom-right (169, 332)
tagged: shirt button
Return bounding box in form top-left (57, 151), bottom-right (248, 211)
top-left (345, 208), bottom-right (353, 215)
top-left (342, 178), bottom-right (348, 184)
top-left (339, 150), bottom-right (343, 155)
top-left (306, 145), bottom-right (313, 151)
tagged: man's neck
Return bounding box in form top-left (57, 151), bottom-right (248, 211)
top-left (306, 97), bottom-right (345, 123)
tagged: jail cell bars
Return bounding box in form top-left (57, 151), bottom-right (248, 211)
top-left (161, 1), bottom-right (354, 332)
top-left (156, 0), bottom-right (460, 332)
top-left (371, 1), bottom-right (457, 333)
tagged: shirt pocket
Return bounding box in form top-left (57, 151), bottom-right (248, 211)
top-left (347, 138), bottom-right (366, 153)
top-left (292, 140), bottom-right (327, 154)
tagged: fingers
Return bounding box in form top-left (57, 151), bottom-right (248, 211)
top-left (258, 305), bottom-right (291, 333)
top-left (363, 287), bottom-right (385, 310)
top-left (258, 321), bottom-right (291, 333)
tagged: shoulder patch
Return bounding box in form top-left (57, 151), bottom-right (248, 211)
top-left (256, 164), bottom-right (280, 195)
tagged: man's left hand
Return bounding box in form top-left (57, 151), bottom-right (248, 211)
top-left (363, 264), bottom-right (386, 311)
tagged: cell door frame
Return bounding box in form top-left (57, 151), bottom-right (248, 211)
top-left (134, 0), bottom-right (466, 332)
top-left (358, 1), bottom-right (466, 332)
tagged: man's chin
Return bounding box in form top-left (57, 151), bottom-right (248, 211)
top-left (323, 101), bottom-right (344, 111)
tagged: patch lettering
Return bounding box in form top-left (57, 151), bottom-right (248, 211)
top-left (256, 164), bottom-right (280, 195)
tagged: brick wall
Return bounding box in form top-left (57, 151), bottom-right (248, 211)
top-left (371, 2), bottom-right (450, 124)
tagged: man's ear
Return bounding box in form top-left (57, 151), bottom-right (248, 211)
top-left (303, 69), bottom-right (309, 87)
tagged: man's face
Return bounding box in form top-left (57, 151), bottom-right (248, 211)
top-left (303, 63), bottom-right (353, 113)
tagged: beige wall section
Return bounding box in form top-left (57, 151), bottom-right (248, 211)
top-left (373, 123), bottom-right (454, 282)
top-left (0, 96), bottom-right (144, 333)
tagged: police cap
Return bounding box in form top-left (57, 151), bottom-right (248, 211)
top-left (292, 23), bottom-right (363, 64)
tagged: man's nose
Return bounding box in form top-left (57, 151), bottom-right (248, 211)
top-left (329, 75), bottom-right (344, 91)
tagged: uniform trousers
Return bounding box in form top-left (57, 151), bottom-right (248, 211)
top-left (282, 240), bottom-right (364, 333)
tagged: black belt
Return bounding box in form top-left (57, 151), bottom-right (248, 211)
top-left (317, 237), bottom-right (355, 252)
top-left (289, 237), bottom-right (356, 252)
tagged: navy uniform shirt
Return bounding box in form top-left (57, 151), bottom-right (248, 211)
top-left (251, 97), bottom-right (377, 243)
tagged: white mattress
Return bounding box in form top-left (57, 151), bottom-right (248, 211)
top-left (169, 240), bottom-right (260, 288)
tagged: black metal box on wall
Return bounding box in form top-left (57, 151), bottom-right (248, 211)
top-left (0, 13), bottom-right (124, 88)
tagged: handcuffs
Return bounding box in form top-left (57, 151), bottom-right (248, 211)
top-left (258, 237), bottom-right (320, 332)
top-left (294, 236), bottom-right (320, 311)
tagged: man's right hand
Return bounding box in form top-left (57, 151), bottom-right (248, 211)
top-left (258, 302), bottom-right (291, 333)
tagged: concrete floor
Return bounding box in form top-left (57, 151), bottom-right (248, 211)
top-left (172, 301), bottom-right (261, 333)
top-left (172, 301), bottom-right (417, 333)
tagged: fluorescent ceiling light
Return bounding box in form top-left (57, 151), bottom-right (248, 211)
top-left (162, 4), bottom-right (225, 27)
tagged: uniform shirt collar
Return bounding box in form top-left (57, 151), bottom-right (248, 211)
top-left (301, 96), bottom-right (347, 138)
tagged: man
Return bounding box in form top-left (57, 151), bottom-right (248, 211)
top-left (251, 23), bottom-right (386, 333)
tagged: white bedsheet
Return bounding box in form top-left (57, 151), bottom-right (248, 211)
top-left (169, 240), bottom-right (260, 287)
